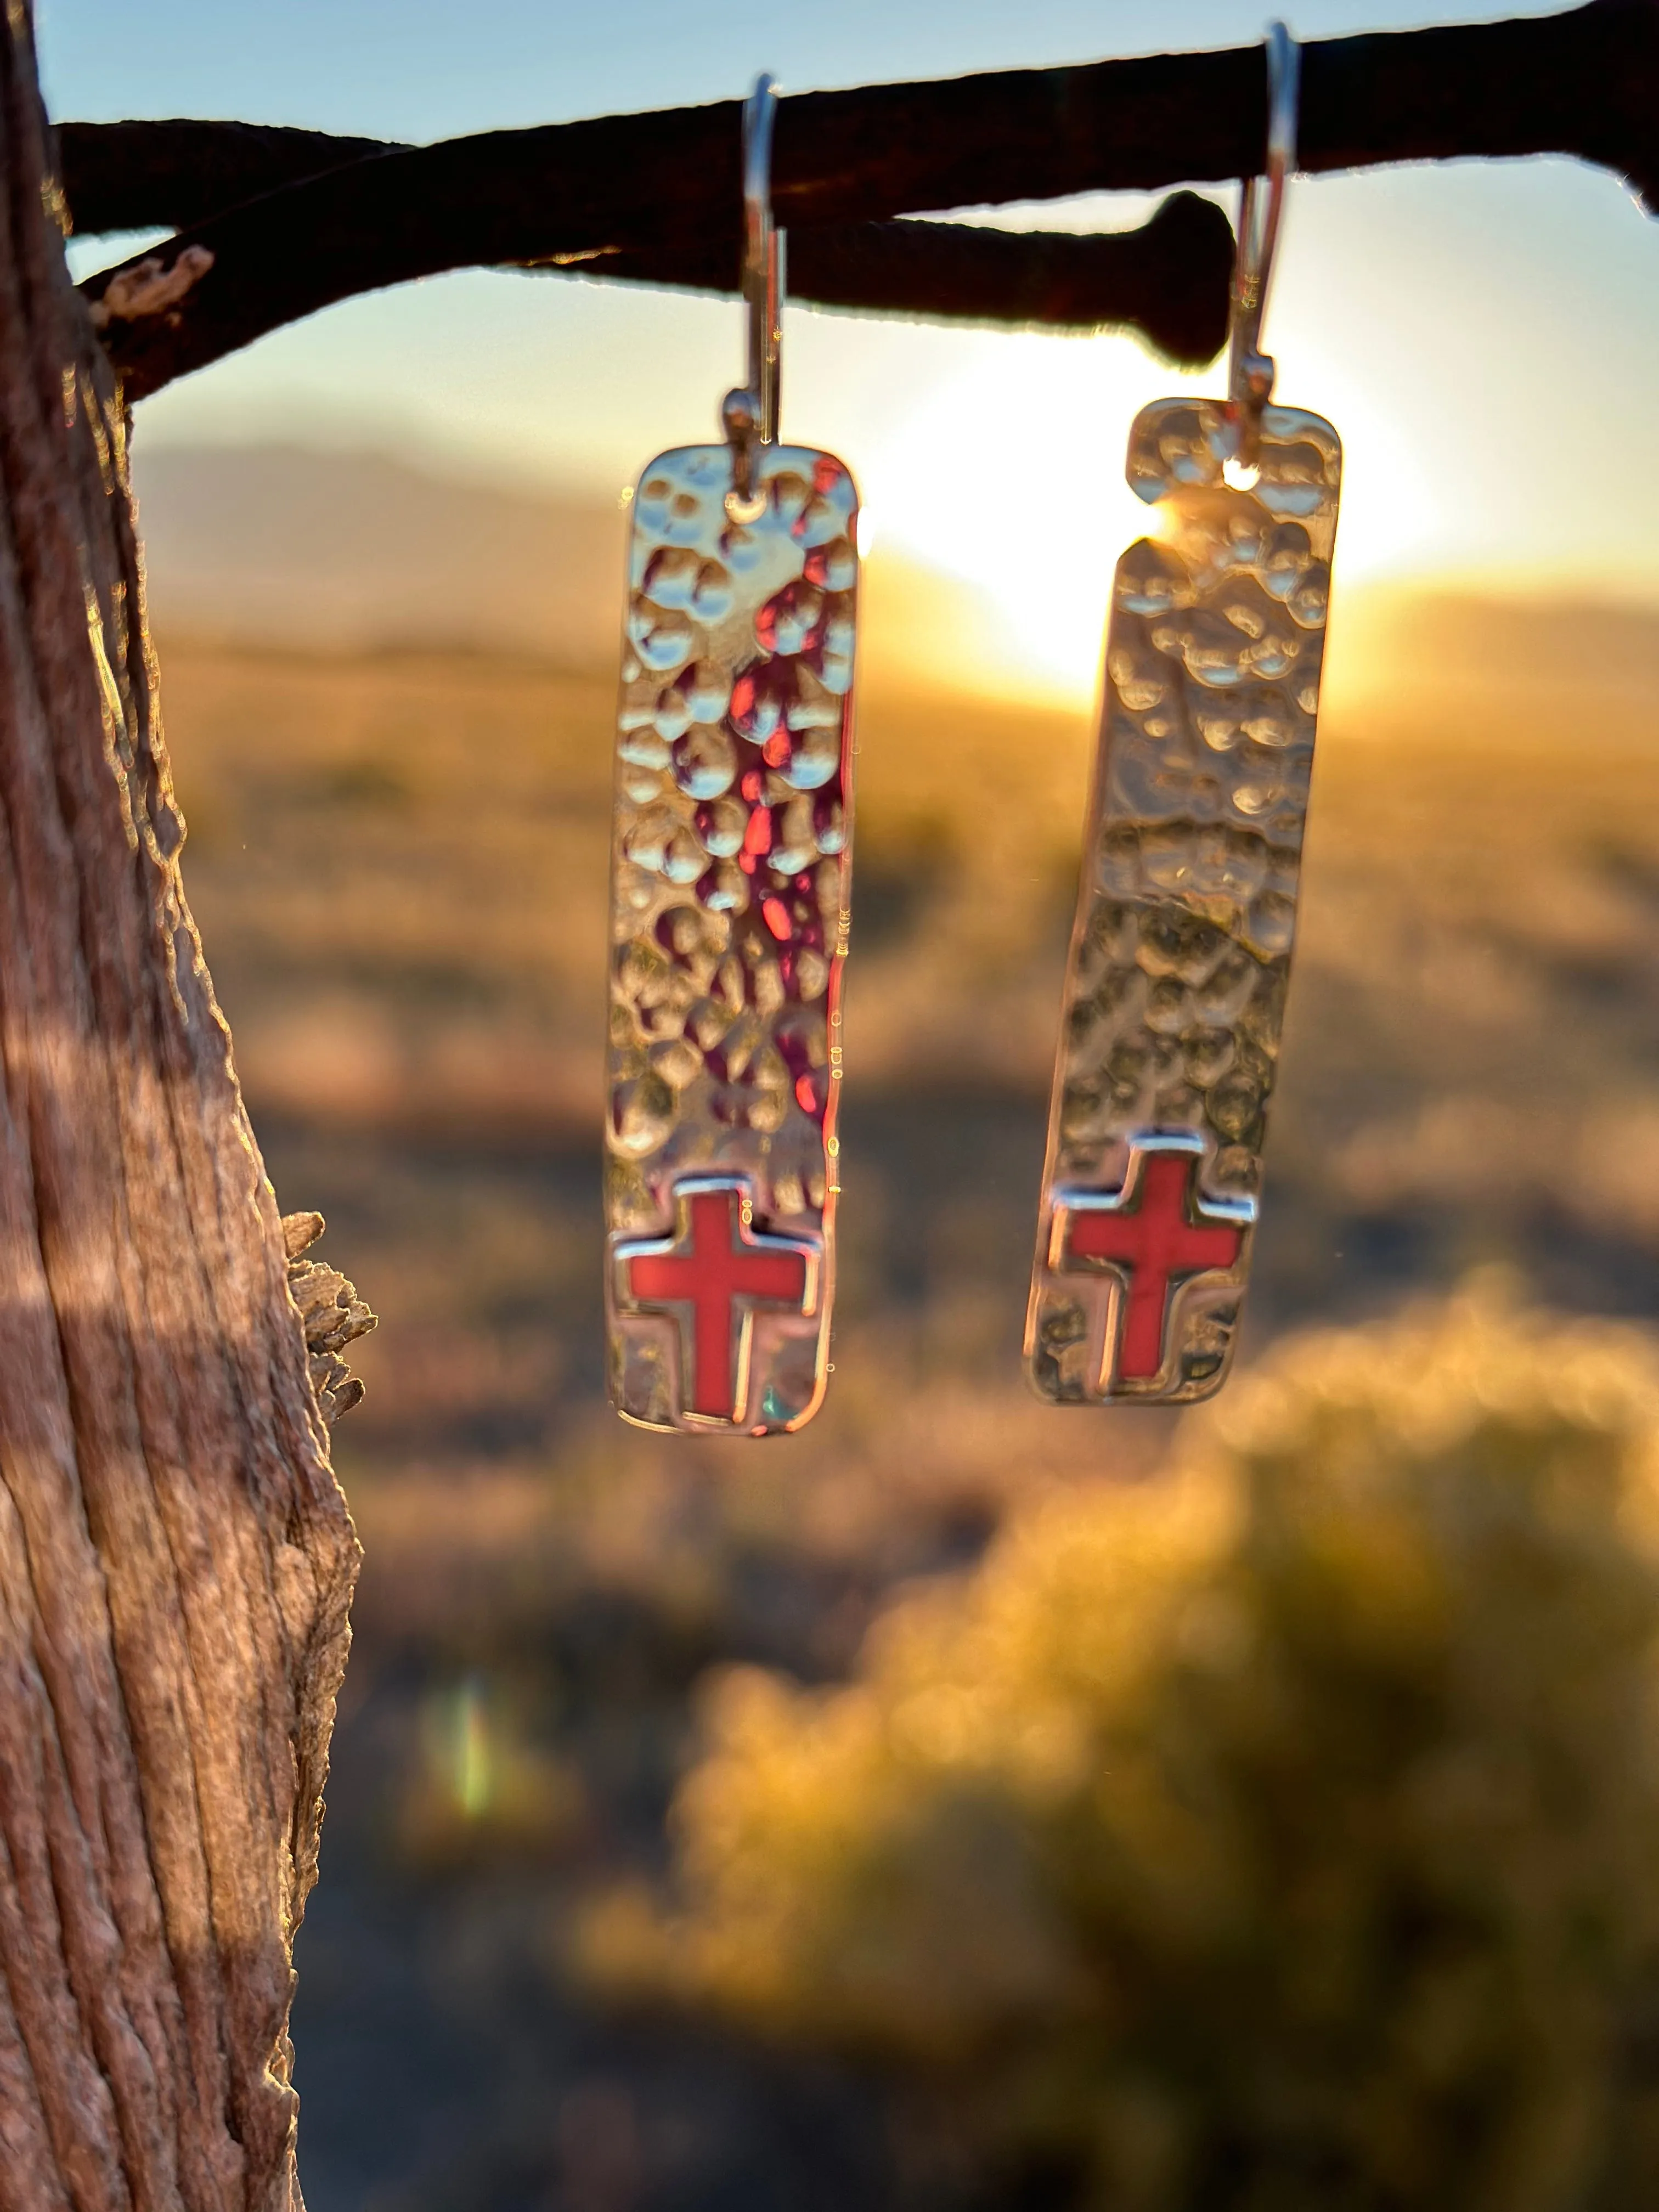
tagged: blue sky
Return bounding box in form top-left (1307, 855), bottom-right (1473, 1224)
top-left (37, 0), bottom-right (1659, 697)
top-left (36, 1), bottom-right (1567, 140)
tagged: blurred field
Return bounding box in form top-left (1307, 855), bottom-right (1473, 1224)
top-left (147, 464), bottom-right (1659, 2207)
top-left (597, 1290), bottom-right (1659, 2212)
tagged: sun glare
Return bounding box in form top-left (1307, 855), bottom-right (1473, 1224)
top-left (853, 315), bottom-right (1455, 708)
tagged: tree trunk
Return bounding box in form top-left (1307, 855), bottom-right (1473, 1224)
top-left (0, 9), bottom-right (359, 2210)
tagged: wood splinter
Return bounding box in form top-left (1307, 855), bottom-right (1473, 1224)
top-left (283, 1211), bottom-right (377, 1422)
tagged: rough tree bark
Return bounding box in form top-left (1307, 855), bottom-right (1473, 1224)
top-left (0, 7), bottom-right (363, 2208)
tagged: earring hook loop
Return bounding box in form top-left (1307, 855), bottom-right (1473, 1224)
top-left (723, 74), bottom-right (783, 515)
top-left (1227, 22), bottom-right (1298, 469)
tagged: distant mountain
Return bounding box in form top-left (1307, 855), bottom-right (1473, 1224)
top-left (129, 443), bottom-right (1043, 698)
top-left (1336, 584), bottom-right (1659, 708)
top-left (128, 444), bottom-right (1659, 729)
top-left (132, 445), bottom-right (630, 666)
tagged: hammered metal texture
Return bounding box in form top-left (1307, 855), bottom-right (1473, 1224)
top-left (1027, 398), bottom-right (1341, 1404)
top-left (606, 443), bottom-right (859, 1434)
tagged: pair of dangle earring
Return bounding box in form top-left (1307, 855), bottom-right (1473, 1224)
top-left (604, 24), bottom-right (1340, 1434)
top-left (604, 77), bottom-right (860, 1435)
top-left (1026, 23), bottom-right (1343, 1404)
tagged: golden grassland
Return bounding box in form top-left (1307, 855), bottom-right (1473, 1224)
top-left (149, 611), bottom-right (1659, 1671)
top-left (589, 1290), bottom-right (1659, 2210)
top-left (153, 611), bottom-right (1659, 2207)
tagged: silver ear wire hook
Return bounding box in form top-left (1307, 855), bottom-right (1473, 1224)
top-left (1227, 22), bottom-right (1298, 470)
top-left (723, 74), bottom-right (784, 518)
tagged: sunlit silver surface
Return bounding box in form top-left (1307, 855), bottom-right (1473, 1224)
top-left (1228, 22), bottom-right (1298, 467)
top-left (1025, 396), bottom-right (1341, 1403)
top-left (605, 443), bottom-right (859, 1433)
top-left (724, 75), bottom-right (783, 507)
top-left (607, 72), bottom-right (857, 1435)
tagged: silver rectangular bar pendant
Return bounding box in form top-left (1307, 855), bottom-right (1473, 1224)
top-left (1026, 398), bottom-right (1341, 1403)
top-left (606, 443), bottom-right (859, 1434)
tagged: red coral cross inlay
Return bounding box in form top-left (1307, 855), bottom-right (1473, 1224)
top-left (617, 1180), bottom-right (818, 1423)
top-left (1053, 1143), bottom-right (1251, 1384)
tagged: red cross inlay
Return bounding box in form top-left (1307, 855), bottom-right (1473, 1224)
top-left (1054, 1146), bottom-right (1249, 1384)
top-left (618, 1182), bottom-right (816, 1423)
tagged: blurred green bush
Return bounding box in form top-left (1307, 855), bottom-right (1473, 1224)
top-left (584, 1285), bottom-right (1659, 2209)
